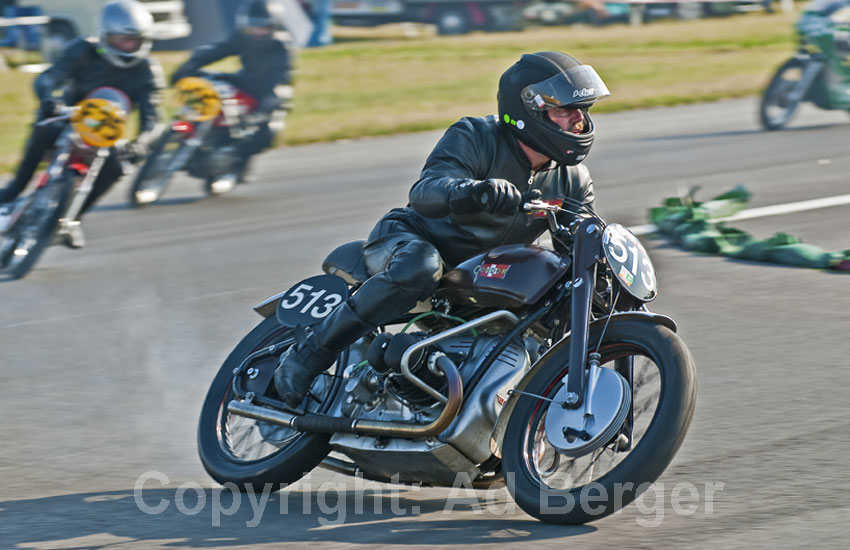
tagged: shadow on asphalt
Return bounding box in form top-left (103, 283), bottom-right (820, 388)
top-left (92, 196), bottom-right (205, 212)
top-left (0, 488), bottom-right (596, 547)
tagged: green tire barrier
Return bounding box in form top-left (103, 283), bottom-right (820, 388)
top-left (648, 185), bottom-right (850, 272)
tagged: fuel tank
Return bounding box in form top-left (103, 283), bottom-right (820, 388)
top-left (435, 244), bottom-right (571, 309)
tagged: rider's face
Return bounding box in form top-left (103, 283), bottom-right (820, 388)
top-left (547, 107), bottom-right (586, 134)
top-left (107, 34), bottom-right (143, 53)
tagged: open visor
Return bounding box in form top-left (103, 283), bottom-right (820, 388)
top-left (521, 65), bottom-right (611, 111)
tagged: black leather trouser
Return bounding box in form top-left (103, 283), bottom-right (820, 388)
top-left (204, 72), bottom-right (278, 166)
top-left (352, 218), bottom-right (444, 326)
top-left (1, 120), bottom-right (123, 218)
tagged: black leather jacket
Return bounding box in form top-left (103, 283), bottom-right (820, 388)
top-left (172, 31), bottom-right (293, 102)
top-left (381, 115), bottom-right (595, 267)
top-left (34, 38), bottom-right (164, 145)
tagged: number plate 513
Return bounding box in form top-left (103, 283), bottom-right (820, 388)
top-left (276, 275), bottom-right (349, 327)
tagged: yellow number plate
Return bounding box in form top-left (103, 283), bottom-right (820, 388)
top-left (71, 97), bottom-right (127, 148)
top-left (175, 77), bottom-right (222, 122)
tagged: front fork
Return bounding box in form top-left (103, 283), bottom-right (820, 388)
top-left (563, 218), bottom-right (603, 409)
top-left (788, 56), bottom-right (825, 105)
top-left (171, 120), bottom-right (214, 172)
top-left (61, 147), bottom-right (109, 225)
top-left (562, 218), bottom-right (635, 447)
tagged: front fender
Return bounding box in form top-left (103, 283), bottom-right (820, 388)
top-left (488, 311), bottom-right (676, 457)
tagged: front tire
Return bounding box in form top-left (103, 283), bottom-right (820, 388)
top-left (502, 320), bottom-right (697, 524)
top-left (197, 316), bottom-right (339, 489)
top-left (1, 174), bottom-right (74, 279)
top-left (760, 58), bottom-right (809, 130)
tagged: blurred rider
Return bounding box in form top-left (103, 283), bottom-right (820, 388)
top-left (0, 0), bottom-right (164, 248)
top-left (273, 51), bottom-right (611, 408)
top-left (169, 0), bottom-right (295, 192)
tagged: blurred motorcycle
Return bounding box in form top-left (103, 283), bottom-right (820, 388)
top-left (130, 75), bottom-right (271, 206)
top-left (0, 88), bottom-right (128, 280)
top-left (760, 0), bottom-right (850, 130)
top-left (196, 195), bottom-right (697, 524)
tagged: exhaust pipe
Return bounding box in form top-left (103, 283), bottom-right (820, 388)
top-left (227, 354), bottom-right (463, 438)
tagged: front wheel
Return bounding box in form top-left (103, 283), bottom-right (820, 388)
top-left (130, 129), bottom-right (187, 207)
top-left (197, 316), bottom-right (341, 489)
top-left (760, 57), bottom-right (809, 130)
top-left (0, 174), bottom-right (74, 279)
top-left (502, 320), bottom-right (697, 524)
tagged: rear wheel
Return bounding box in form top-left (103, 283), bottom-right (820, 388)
top-left (760, 58), bottom-right (809, 130)
top-left (197, 316), bottom-right (341, 489)
top-left (502, 320), bottom-right (697, 524)
top-left (130, 129), bottom-right (187, 207)
top-left (0, 174), bottom-right (74, 279)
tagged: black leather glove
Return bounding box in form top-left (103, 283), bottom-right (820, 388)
top-left (37, 98), bottom-right (62, 120)
top-left (449, 178), bottom-right (523, 215)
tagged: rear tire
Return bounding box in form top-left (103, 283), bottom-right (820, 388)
top-left (502, 320), bottom-right (697, 524)
top-left (1, 174), bottom-right (74, 279)
top-left (197, 316), bottom-right (339, 489)
top-left (760, 58), bottom-right (809, 131)
top-left (129, 129), bottom-right (186, 207)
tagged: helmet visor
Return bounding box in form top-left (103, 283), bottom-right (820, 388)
top-left (106, 34), bottom-right (144, 53)
top-left (521, 65), bottom-right (611, 111)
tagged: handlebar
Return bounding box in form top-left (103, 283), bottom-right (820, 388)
top-left (35, 105), bottom-right (77, 127)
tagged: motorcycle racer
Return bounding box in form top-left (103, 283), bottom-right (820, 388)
top-left (0, 0), bottom-right (164, 248)
top-left (273, 51), bottom-right (611, 408)
top-left (169, 0), bottom-right (295, 192)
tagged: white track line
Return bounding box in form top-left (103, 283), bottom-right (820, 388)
top-left (629, 193), bottom-right (850, 236)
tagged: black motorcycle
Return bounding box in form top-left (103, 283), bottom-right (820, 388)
top-left (197, 197), bottom-right (697, 524)
top-left (0, 88), bottom-right (129, 279)
top-left (130, 75), bottom-right (280, 206)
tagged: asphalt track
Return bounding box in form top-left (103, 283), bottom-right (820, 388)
top-left (1, 98), bottom-right (849, 549)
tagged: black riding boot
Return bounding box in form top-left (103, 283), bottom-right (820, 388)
top-left (273, 301), bottom-right (373, 407)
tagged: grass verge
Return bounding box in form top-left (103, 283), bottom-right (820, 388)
top-left (0, 10), bottom-right (797, 173)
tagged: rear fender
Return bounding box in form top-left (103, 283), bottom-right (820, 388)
top-left (253, 290), bottom-right (288, 318)
top-left (488, 311), bottom-right (676, 457)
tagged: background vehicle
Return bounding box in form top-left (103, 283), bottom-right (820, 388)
top-left (0, 88), bottom-right (129, 279)
top-left (197, 197), bottom-right (697, 523)
top-left (760, 0), bottom-right (850, 129)
top-left (17, 0), bottom-right (191, 62)
top-left (307, 0), bottom-right (525, 35)
top-left (130, 75), bottom-right (273, 205)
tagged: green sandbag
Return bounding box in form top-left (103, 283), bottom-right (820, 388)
top-left (699, 185), bottom-right (751, 219)
top-left (730, 232), bottom-right (801, 262)
top-left (649, 186), bottom-right (849, 273)
top-left (672, 220), bottom-right (711, 244)
top-left (682, 229), bottom-right (725, 253)
top-left (732, 240), bottom-right (772, 261)
top-left (764, 244), bottom-right (835, 269)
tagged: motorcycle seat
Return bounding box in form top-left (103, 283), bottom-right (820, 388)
top-left (322, 240), bottom-right (369, 285)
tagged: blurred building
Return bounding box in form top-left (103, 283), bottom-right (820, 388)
top-left (159, 0), bottom-right (313, 49)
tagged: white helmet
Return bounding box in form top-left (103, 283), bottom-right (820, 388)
top-left (98, 0), bottom-right (154, 68)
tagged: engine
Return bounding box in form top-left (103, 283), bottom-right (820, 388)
top-left (333, 328), bottom-right (534, 484)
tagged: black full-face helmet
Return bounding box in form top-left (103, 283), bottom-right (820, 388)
top-left (498, 51), bottom-right (611, 165)
top-left (236, 0), bottom-right (284, 40)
